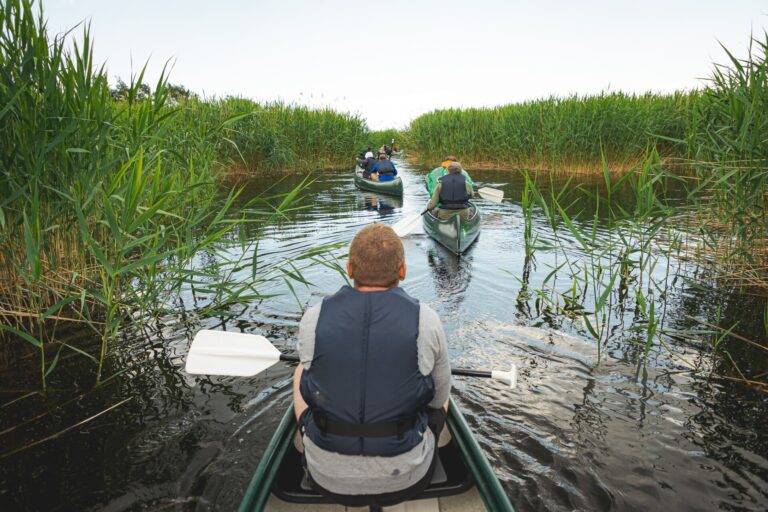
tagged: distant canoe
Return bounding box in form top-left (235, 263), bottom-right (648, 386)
top-left (354, 166), bottom-right (403, 196)
top-left (423, 202), bottom-right (481, 254)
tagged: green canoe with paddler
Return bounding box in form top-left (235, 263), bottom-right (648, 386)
top-left (185, 225), bottom-right (514, 511)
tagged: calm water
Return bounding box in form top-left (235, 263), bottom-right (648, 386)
top-left (1, 158), bottom-right (766, 511)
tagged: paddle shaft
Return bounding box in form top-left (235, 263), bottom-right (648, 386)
top-left (279, 354), bottom-right (494, 379)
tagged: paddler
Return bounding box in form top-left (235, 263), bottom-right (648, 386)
top-left (357, 154), bottom-right (377, 178)
top-left (425, 155), bottom-right (475, 195)
top-left (370, 153), bottom-right (398, 181)
top-left (427, 162), bottom-right (474, 220)
top-left (292, 223), bottom-right (451, 507)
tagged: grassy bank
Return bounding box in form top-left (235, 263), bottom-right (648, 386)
top-left (172, 98), bottom-right (368, 174)
top-left (408, 91), bottom-right (695, 172)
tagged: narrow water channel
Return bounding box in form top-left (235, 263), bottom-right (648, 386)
top-left (1, 158), bottom-right (766, 511)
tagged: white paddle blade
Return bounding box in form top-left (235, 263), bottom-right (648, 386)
top-left (391, 213), bottom-right (422, 237)
top-left (185, 330), bottom-right (282, 376)
top-left (491, 364), bottom-right (517, 388)
top-left (478, 187), bottom-right (504, 203)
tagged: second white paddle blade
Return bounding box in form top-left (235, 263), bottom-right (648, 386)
top-left (185, 330), bottom-right (282, 376)
top-left (391, 213), bottom-right (423, 237)
top-left (478, 187), bottom-right (504, 203)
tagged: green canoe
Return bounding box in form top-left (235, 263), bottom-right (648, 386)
top-left (238, 397), bottom-right (513, 512)
top-left (423, 202), bottom-right (481, 255)
top-left (354, 166), bottom-right (404, 196)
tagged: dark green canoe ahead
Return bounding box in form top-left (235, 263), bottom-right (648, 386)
top-left (354, 166), bottom-right (404, 196)
top-left (238, 397), bottom-right (513, 511)
top-left (423, 202), bottom-right (481, 255)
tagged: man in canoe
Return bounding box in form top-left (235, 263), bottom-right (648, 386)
top-left (425, 155), bottom-right (475, 196)
top-left (370, 153), bottom-right (398, 181)
top-left (427, 162), bottom-right (474, 220)
top-left (292, 223), bottom-right (451, 507)
top-left (356, 154), bottom-right (377, 178)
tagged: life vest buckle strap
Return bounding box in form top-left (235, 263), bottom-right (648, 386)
top-left (312, 412), bottom-right (418, 438)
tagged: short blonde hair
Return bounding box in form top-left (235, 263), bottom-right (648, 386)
top-left (349, 224), bottom-right (404, 287)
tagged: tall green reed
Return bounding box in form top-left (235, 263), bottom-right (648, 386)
top-left (686, 33), bottom-right (768, 277)
top-left (168, 98), bottom-right (369, 174)
top-left (408, 92), bottom-right (693, 172)
top-left (0, 0), bottom-right (347, 390)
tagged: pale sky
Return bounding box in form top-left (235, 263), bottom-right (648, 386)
top-left (45, 0), bottom-right (767, 129)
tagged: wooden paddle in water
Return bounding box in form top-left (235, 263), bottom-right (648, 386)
top-left (186, 330), bottom-right (517, 387)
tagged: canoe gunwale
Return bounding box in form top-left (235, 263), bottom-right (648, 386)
top-left (238, 406), bottom-right (297, 512)
top-left (445, 397), bottom-right (514, 511)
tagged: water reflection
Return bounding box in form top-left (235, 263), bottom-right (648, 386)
top-left (358, 191), bottom-right (403, 214)
top-left (425, 246), bottom-right (473, 314)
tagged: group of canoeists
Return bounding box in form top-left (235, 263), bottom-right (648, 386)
top-left (356, 144), bottom-right (399, 181)
top-left (355, 153), bottom-right (477, 220)
top-left (353, 150), bottom-right (485, 255)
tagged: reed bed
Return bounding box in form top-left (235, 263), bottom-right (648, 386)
top-left (0, 0), bottom-right (354, 390)
top-left (172, 98), bottom-right (368, 174)
top-left (368, 129), bottom-right (409, 150)
top-left (408, 91), bottom-right (694, 172)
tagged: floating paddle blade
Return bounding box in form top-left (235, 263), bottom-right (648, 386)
top-left (478, 187), bottom-right (504, 203)
top-left (491, 364), bottom-right (517, 388)
top-left (391, 213), bottom-right (423, 237)
top-left (185, 330), bottom-right (282, 376)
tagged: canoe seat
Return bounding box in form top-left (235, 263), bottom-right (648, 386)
top-left (272, 442), bottom-right (474, 505)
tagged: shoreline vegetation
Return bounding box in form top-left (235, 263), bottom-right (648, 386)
top-left (408, 91), bottom-right (696, 174)
top-left (0, 0), bottom-right (359, 388)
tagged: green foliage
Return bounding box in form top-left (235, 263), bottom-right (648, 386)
top-left (409, 92), bottom-right (693, 170)
top-left (689, 32), bottom-right (768, 263)
top-left (368, 129), bottom-right (408, 150)
top-left (192, 98), bottom-right (368, 172)
top-left (0, 0), bottom-right (350, 390)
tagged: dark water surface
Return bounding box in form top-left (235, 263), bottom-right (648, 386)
top-left (1, 158), bottom-right (767, 511)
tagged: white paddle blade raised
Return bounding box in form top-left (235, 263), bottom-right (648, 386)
top-left (477, 187), bottom-right (504, 203)
top-left (185, 330), bottom-right (282, 376)
top-left (491, 364), bottom-right (518, 388)
top-left (391, 213), bottom-right (423, 237)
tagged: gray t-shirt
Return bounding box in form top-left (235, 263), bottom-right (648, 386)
top-left (297, 299), bottom-right (451, 495)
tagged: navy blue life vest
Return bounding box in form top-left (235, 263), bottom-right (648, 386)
top-left (375, 159), bottom-right (395, 176)
top-left (300, 286), bottom-right (434, 457)
top-left (439, 173), bottom-right (470, 209)
top-left (363, 157), bottom-right (376, 176)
